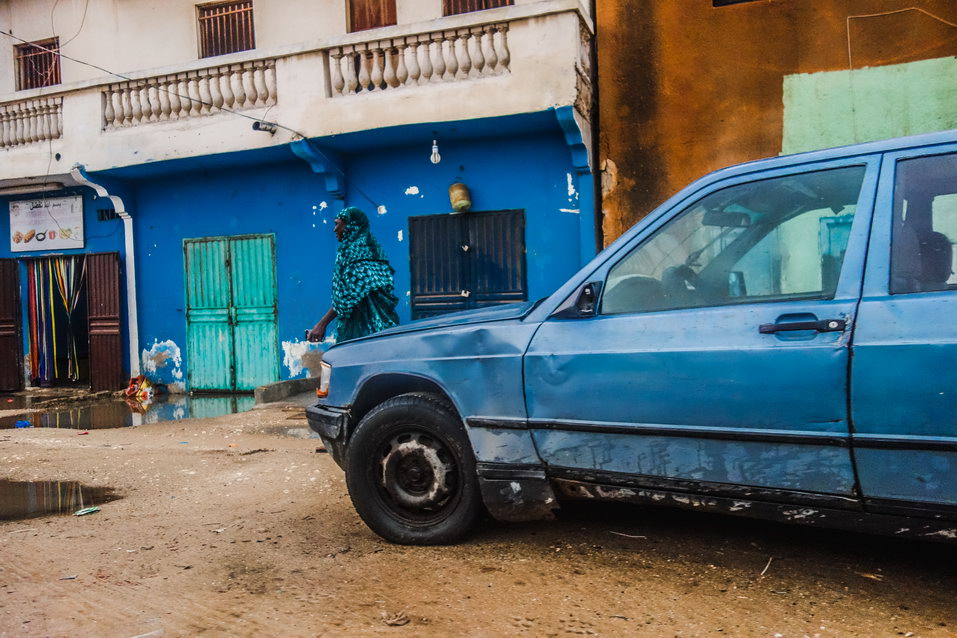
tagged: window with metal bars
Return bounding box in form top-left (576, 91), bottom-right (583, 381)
top-left (197, 0), bottom-right (255, 59)
top-left (443, 0), bottom-right (513, 17)
top-left (14, 38), bottom-right (61, 91)
top-left (348, 0), bottom-right (397, 32)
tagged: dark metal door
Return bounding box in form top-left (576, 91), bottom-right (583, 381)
top-left (86, 252), bottom-right (124, 391)
top-left (409, 210), bottom-right (527, 319)
top-left (468, 210), bottom-right (527, 309)
top-left (0, 259), bottom-right (23, 391)
top-left (410, 214), bottom-right (469, 318)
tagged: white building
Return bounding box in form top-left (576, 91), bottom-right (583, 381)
top-left (0, 0), bottom-right (597, 394)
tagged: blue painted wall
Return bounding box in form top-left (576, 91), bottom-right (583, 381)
top-left (2, 112), bottom-right (594, 388)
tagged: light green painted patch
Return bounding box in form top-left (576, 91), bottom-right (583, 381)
top-left (782, 56), bottom-right (957, 154)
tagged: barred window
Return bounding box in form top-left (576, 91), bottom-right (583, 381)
top-left (198, 0), bottom-right (255, 58)
top-left (15, 38), bottom-right (61, 91)
top-left (443, 0), bottom-right (513, 17)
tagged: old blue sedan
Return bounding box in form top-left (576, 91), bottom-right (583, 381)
top-left (308, 130), bottom-right (957, 545)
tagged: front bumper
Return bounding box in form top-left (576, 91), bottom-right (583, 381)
top-left (306, 403), bottom-right (350, 467)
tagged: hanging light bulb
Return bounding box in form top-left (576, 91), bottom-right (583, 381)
top-left (430, 139), bottom-right (441, 164)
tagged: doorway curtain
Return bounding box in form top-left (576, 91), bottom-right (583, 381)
top-left (27, 256), bottom-right (86, 385)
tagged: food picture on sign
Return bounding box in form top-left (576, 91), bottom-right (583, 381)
top-left (8, 196), bottom-right (84, 253)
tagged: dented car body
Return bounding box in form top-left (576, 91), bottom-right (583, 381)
top-left (309, 130), bottom-right (957, 544)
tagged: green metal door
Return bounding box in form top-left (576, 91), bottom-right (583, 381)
top-left (229, 235), bottom-right (279, 391)
top-left (184, 234), bottom-right (278, 392)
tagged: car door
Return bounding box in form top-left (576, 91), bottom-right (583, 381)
top-left (525, 158), bottom-right (880, 501)
top-left (852, 146), bottom-right (957, 520)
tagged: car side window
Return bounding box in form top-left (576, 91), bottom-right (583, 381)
top-left (890, 153), bottom-right (957, 294)
top-left (601, 166), bottom-right (867, 315)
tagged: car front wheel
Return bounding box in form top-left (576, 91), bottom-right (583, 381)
top-left (344, 393), bottom-right (483, 545)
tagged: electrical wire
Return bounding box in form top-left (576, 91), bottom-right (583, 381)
top-left (0, 27), bottom-right (381, 208)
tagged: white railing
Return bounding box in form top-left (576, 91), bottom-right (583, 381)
top-left (101, 60), bottom-right (278, 129)
top-left (327, 23), bottom-right (510, 96)
top-left (0, 97), bottom-right (63, 148)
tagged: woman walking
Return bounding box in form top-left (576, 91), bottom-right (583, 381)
top-left (308, 206), bottom-right (400, 343)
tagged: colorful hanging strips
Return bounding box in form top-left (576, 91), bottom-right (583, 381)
top-left (26, 256), bottom-right (86, 385)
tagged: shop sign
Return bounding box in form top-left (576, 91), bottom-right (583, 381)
top-left (9, 196), bottom-right (84, 252)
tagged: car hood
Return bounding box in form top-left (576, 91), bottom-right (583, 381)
top-left (341, 301), bottom-right (539, 343)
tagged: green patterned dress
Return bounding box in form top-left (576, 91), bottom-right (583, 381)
top-left (331, 207), bottom-right (400, 342)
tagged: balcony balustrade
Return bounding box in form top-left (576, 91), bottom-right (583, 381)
top-left (0, 1), bottom-right (589, 179)
top-left (327, 23), bottom-right (509, 96)
top-left (101, 60), bottom-right (278, 129)
top-left (0, 97), bottom-right (62, 148)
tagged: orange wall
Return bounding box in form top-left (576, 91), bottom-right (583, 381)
top-left (597, 0), bottom-right (957, 242)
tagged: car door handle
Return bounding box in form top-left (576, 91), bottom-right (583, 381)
top-left (759, 318), bottom-right (846, 334)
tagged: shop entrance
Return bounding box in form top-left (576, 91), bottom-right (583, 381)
top-left (0, 252), bottom-right (124, 393)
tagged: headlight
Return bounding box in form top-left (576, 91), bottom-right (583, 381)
top-left (316, 361), bottom-right (332, 398)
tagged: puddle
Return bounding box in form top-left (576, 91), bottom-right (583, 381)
top-left (0, 394), bottom-right (255, 430)
top-left (0, 479), bottom-right (120, 521)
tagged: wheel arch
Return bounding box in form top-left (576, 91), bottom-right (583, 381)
top-left (348, 373), bottom-right (461, 438)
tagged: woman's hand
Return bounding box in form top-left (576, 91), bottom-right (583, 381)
top-left (307, 322), bottom-right (326, 343)
top-left (308, 308), bottom-right (338, 342)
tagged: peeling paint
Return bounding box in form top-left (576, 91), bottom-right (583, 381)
top-left (397, 230), bottom-right (404, 242)
top-left (319, 201), bottom-right (328, 211)
top-left (404, 186), bottom-right (420, 196)
top-left (510, 481), bottom-right (521, 492)
top-left (566, 173), bottom-right (577, 199)
top-left (282, 339), bottom-right (320, 378)
top-left (559, 208), bottom-right (580, 214)
top-left (377, 205), bottom-right (388, 215)
top-left (140, 340), bottom-right (183, 385)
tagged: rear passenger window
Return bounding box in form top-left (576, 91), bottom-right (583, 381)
top-left (890, 154), bottom-right (957, 293)
top-left (602, 166), bottom-right (866, 314)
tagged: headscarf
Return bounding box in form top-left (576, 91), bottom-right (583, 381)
top-left (331, 207), bottom-right (395, 318)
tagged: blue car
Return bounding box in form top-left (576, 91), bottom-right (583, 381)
top-left (308, 130), bottom-right (957, 545)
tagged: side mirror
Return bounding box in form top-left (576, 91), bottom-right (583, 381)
top-left (551, 281), bottom-right (603, 319)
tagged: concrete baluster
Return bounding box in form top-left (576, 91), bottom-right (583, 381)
top-left (494, 24), bottom-right (510, 73)
top-left (468, 28), bottom-right (485, 77)
top-left (429, 37), bottom-right (446, 83)
top-left (167, 78), bottom-right (183, 120)
top-left (253, 64), bottom-right (268, 106)
top-left (55, 99), bottom-right (63, 137)
top-left (230, 67), bottom-right (246, 108)
top-left (481, 27), bottom-right (497, 76)
top-left (186, 76), bottom-right (201, 117)
top-left (382, 46), bottom-right (398, 89)
top-left (394, 42), bottom-right (408, 87)
top-left (265, 63), bottom-right (278, 105)
top-left (209, 69), bottom-right (224, 111)
top-left (454, 30), bottom-right (471, 79)
top-left (417, 35), bottom-right (433, 84)
top-left (218, 68), bottom-right (233, 109)
top-left (404, 39), bottom-right (421, 86)
top-left (147, 84), bottom-right (159, 121)
top-left (102, 88), bottom-right (115, 128)
top-left (442, 34), bottom-right (458, 81)
top-left (157, 78), bottom-right (172, 120)
top-left (343, 48), bottom-right (359, 95)
top-left (370, 47), bottom-right (384, 91)
top-left (242, 65), bottom-right (257, 107)
top-left (355, 46), bottom-right (371, 92)
top-left (330, 51), bottom-right (346, 96)
top-left (197, 74), bottom-right (211, 114)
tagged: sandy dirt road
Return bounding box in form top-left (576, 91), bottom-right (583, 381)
top-left (0, 402), bottom-right (955, 637)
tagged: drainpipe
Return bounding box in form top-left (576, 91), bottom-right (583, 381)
top-left (69, 165), bottom-right (140, 377)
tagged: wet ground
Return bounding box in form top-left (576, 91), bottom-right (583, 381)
top-left (0, 479), bottom-right (120, 521)
top-left (0, 393), bottom-right (255, 430)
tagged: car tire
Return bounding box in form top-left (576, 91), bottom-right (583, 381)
top-left (344, 392), bottom-right (483, 545)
